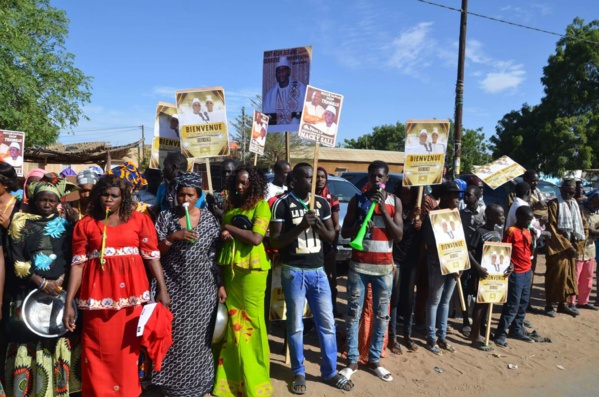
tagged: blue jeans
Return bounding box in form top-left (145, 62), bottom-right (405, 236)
top-left (426, 262), bottom-right (457, 343)
top-left (495, 270), bottom-right (532, 339)
top-left (281, 266), bottom-right (338, 380)
top-left (346, 268), bottom-right (393, 364)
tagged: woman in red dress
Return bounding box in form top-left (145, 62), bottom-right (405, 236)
top-left (63, 175), bottom-right (170, 396)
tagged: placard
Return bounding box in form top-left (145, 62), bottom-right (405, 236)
top-left (176, 87), bottom-right (229, 158)
top-left (150, 102), bottom-right (180, 169)
top-left (248, 110), bottom-right (269, 156)
top-left (297, 86), bottom-right (343, 148)
top-left (473, 156), bottom-right (526, 189)
top-left (403, 119), bottom-right (449, 186)
top-left (269, 264), bottom-right (311, 321)
top-left (430, 208), bottom-right (471, 275)
top-left (262, 46), bottom-right (312, 133)
top-left (477, 242), bottom-right (512, 303)
top-left (0, 130), bottom-right (26, 176)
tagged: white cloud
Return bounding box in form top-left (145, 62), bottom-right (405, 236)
top-left (151, 86), bottom-right (180, 98)
top-left (479, 66), bottom-right (525, 93)
top-left (387, 22), bottom-right (436, 77)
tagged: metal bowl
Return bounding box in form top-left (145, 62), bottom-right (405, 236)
top-left (21, 289), bottom-right (77, 338)
top-left (212, 302), bottom-right (228, 344)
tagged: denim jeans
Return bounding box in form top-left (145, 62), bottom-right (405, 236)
top-left (346, 268), bottom-right (393, 364)
top-left (281, 266), bottom-right (338, 380)
top-left (426, 261), bottom-right (457, 343)
top-left (495, 270), bottom-right (532, 339)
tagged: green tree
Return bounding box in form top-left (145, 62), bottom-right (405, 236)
top-left (0, 0), bottom-right (92, 147)
top-left (343, 122), bottom-right (405, 150)
top-left (490, 18), bottom-right (599, 176)
top-left (446, 126), bottom-right (493, 174)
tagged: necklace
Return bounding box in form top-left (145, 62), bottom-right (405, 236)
top-left (0, 195), bottom-right (16, 214)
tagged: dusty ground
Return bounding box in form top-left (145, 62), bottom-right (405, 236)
top-left (268, 254), bottom-right (599, 396)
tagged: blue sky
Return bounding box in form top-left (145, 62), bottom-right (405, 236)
top-left (53, 0), bottom-right (596, 149)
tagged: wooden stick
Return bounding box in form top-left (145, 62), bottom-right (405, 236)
top-left (205, 158), bottom-right (213, 195)
top-left (456, 276), bottom-right (467, 312)
top-left (485, 303), bottom-right (493, 346)
top-left (309, 144), bottom-right (320, 210)
top-left (285, 132), bottom-right (291, 163)
top-left (415, 186), bottom-right (424, 220)
top-left (254, 153), bottom-right (258, 166)
top-left (285, 336), bottom-right (291, 364)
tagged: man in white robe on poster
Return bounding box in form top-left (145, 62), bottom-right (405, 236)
top-left (263, 56), bottom-right (306, 125)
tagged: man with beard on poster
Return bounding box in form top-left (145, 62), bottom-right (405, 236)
top-left (263, 56), bottom-right (306, 126)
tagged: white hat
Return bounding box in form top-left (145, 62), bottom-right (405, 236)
top-left (419, 129), bottom-right (428, 136)
top-left (432, 127), bottom-right (439, 135)
top-left (275, 56), bottom-right (291, 69)
top-left (325, 105), bottom-right (337, 116)
top-left (171, 114), bottom-right (179, 119)
top-left (205, 95), bottom-right (213, 102)
top-left (9, 142), bottom-right (20, 150)
top-left (192, 98), bottom-right (201, 105)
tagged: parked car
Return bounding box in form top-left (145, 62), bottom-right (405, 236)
top-left (264, 173), bottom-right (360, 264)
top-left (340, 171), bottom-right (403, 193)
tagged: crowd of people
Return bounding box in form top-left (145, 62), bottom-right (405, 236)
top-left (0, 156), bottom-right (598, 397)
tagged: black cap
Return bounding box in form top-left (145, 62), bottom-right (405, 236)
top-left (440, 181), bottom-right (464, 194)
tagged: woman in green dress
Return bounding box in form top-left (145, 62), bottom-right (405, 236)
top-left (213, 164), bottom-right (273, 397)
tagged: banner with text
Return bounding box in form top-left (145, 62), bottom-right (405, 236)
top-left (430, 208), bottom-right (471, 275)
top-left (297, 86), bottom-right (343, 147)
top-left (248, 110), bottom-right (269, 156)
top-left (477, 242), bottom-right (512, 304)
top-left (0, 130), bottom-right (25, 176)
top-left (403, 119), bottom-right (449, 186)
top-left (262, 46), bottom-right (312, 133)
top-left (150, 102), bottom-right (180, 169)
top-left (473, 155), bottom-right (526, 190)
top-left (176, 87), bottom-right (229, 158)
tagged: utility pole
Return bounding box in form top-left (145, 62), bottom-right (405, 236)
top-left (139, 125), bottom-right (145, 166)
top-left (241, 107), bottom-right (246, 162)
top-left (453, 0), bottom-right (468, 178)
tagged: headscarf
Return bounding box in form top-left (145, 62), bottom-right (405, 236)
top-left (170, 172), bottom-right (203, 193)
top-left (30, 173), bottom-right (78, 200)
top-left (76, 169), bottom-right (100, 186)
top-left (60, 167), bottom-right (77, 177)
top-left (24, 168), bottom-right (46, 201)
top-left (108, 161), bottom-right (147, 190)
top-left (88, 165), bottom-right (103, 176)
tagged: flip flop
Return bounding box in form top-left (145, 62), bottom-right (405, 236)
top-left (438, 339), bottom-right (456, 353)
top-left (460, 326), bottom-right (472, 338)
top-left (472, 340), bottom-right (493, 351)
top-left (326, 374), bottom-right (354, 391)
top-left (339, 366), bottom-right (358, 381)
top-left (427, 343), bottom-right (443, 355)
top-left (367, 365), bottom-right (393, 382)
top-left (405, 338), bottom-right (419, 352)
top-left (291, 375), bottom-right (307, 395)
top-left (389, 340), bottom-right (404, 355)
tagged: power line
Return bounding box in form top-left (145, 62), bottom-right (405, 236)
top-left (417, 0), bottom-right (599, 45)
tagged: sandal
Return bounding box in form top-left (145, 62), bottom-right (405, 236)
top-left (292, 375), bottom-right (307, 395)
top-left (405, 337), bottom-right (419, 352)
top-left (389, 340), bottom-right (403, 355)
top-left (426, 342), bottom-right (442, 355)
top-left (494, 337), bottom-right (508, 348)
top-left (367, 363), bottom-right (393, 382)
top-left (327, 373), bottom-right (354, 391)
top-left (339, 366), bottom-right (358, 381)
top-left (472, 340), bottom-right (493, 351)
top-left (460, 325), bottom-right (472, 338)
top-left (437, 339), bottom-right (456, 353)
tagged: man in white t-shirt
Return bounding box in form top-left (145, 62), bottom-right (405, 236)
top-left (267, 160), bottom-right (291, 199)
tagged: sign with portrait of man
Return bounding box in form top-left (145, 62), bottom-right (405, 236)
top-left (477, 242), bottom-right (512, 303)
top-left (430, 208), bottom-right (471, 275)
top-left (248, 111), bottom-right (269, 156)
top-left (150, 102), bottom-right (181, 169)
top-left (262, 46), bottom-right (312, 133)
top-left (297, 86), bottom-right (343, 147)
top-left (473, 156), bottom-right (526, 189)
top-left (403, 119), bottom-right (450, 187)
top-left (176, 87), bottom-right (229, 158)
top-left (0, 130), bottom-right (26, 176)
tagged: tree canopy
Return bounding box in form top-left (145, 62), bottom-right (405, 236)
top-left (343, 122), bottom-right (406, 151)
top-left (0, 0), bottom-right (92, 147)
top-left (490, 18), bottom-right (599, 176)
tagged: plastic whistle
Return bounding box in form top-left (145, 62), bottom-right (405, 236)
top-left (182, 202), bottom-right (198, 243)
top-left (99, 206), bottom-right (109, 270)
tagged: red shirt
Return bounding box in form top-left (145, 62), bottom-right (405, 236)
top-left (503, 226), bottom-right (532, 274)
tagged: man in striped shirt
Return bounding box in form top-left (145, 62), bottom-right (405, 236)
top-left (340, 161), bottom-right (403, 383)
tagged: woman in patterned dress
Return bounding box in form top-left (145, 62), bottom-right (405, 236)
top-left (63, 175), bottom-right (170, 396)
top-left (151, 172), bottom-right (224, 396)
top-left (213, 164), bottom-right (273, 397)
top-left (3, 175), bottom-right (81, 396)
